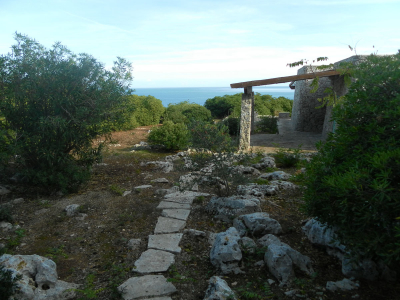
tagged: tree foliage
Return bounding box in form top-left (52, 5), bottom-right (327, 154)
top-left (164, 101), bottom-right (212, 124)
top-left (204, 93), bottom-right (293, 119)
top-left (0, 33), bottom-right (133, 192)
top-left (147, 121), bottom-right (190, 151)
top-left (117, 94), bottom-right (164, 130)
top-left (302, 52), bottom-right (400, 267)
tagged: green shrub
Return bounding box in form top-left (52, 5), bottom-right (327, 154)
top-left (148, 121), bottom-right (190, 151)
top-left (273, 145), bottom-right (303, 168)
top-left (0, 206), bottom-right (13, 223)
top-left (303, 52), bottom-right (400, 268)
top-left (0, 265), bottom-right (22, 300)
top-left (164, 101), bottom-right (212, 124)
top-left (256, 116), bottom-right (278, 134)
top-left (188, 120), bottom-right (234, 152)
top-left (221, 116), bottom-right (240, 136)
top-left (0, 33), bottom-right (133, 192)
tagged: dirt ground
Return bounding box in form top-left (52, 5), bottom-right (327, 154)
top-left (251, 118), bottom-right (322, 153)
top-left (0, 126), bottom-right (399, 300)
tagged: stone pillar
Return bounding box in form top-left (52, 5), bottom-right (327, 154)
top-left (239, 86), bottom-right (254, 151)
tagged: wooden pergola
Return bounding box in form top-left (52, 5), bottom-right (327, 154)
top-left (231, 70), bottom-right (341, 151)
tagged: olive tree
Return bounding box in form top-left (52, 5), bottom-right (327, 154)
top-left (0, 33), bottom-right (133, 192)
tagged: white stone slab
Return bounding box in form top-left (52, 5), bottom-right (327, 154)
top-left (134, 185), bottom-right (153, 190)
top-left (157, 201), bottom-right (191, 210)
top-left (161, 209), bottom-right (190, 221)
top-left (151, 178), bottom-right (169, 183)
top-left (164, 191), bottom-right (209, 205)
top-left (118, 275), bottom-right (176, 299)
top-left (154, 217), bottom-right (186, 234)
top-left (133, 249), bottom-right (175, 273)
top-left (148, 233), bottom-right (183, 254)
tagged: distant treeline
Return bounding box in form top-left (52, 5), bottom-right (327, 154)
top-left (117, 93), bottom-right (293, 130)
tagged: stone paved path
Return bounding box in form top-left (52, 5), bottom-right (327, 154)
top-left (118, 187), bottom-right (209, 300)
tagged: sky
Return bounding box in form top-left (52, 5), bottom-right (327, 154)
top-left (0, 0), bottom-right (399, 88)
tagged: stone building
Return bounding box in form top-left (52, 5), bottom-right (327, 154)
top-left (231, 55), bottom-right (366, 151)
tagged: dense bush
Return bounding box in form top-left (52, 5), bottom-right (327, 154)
top-left (204, 93), bottom-right (293, 119)
top-left (255, 95), bottom-right (293, 116)
top-left (130, 95), bottom-right (164, 126)
top-left (188, 120), bottom-right (234, 152)
top-left (204, 94), bottom-right (241, 119)
top-left (148, 121), bottom-right (190, 151)
top-left (256, 116), bottom-right (278, 134)
top-left (0, 33), bottom-right (132, 192)
top-left (164, 101), bottom-right (212, 124)
top-left (303, 52), bottom-right (400, 267)
top-left (221, 116), bottom-right (240, 136)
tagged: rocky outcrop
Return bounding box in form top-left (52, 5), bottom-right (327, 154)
top-left (302, 219), bottom-right (397, 281)
top-left (237, 212), bottom-right (282, 236)
top-left (206, 196), bottom-right (261, 221)
top-left (326, 278), bottom-right (359, 292)
top-left (259, 171), bottom-right (292, 181)
top-left (203, 276), bottom-right (237, 300)
top-left (210, 227), bottom-right (243, 274)
top-left (237, 184), bottom-right (278, 197)
top-left (0, 254), bottom-right (79, 300)
top-left (252, 156), bottom-right (276, 170)
top-left (140, 161), bottom-right (174, 173)
top-left (259, 234), bottom-right (314, 286)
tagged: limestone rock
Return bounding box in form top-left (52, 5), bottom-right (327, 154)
top-left (269, 180), bottom-right (297, 191)
top-left (206, 196), bottom-right (261, 220)
top-left (210, 227), bottom-right (243, 274)
top-left (141, 161), bottom-right (173, 173)
top-left (259, 171), bottom-right (291, 181)
top-left (231, 165), bottom-right (261, 176)
top-left (239, 212), bottom-right (282, 236)
top-left (134, 185), bottom-right (153, 190)
top-left (0, 254), bottom-right (79, 300)
top-left (237, 184), bottom-right (278, 197)
top-left (233, 218), bottom-right (247, 237)
top-left (151, 178), bottom-right (169, 183)
top-left (303, 219), bottom-right (396, 281)
top-left (0, 221), bottom-right (13, 231)
top-left (64, 204), bottom-right (80, 217)
top-left (326, 278), bottom-right (359, 292)
top-left (239, 237), bottom-right (257, 254)
top-left (252, 156), bottom-right (276, 170)
top-left (122, 190), bottom-right (132, 197)
top-left (260, 234), bottom-right (314, 286)
top-left (302, 218), bottom-right (344, 251)
top-left (203, 276), bottom-right (237, 300)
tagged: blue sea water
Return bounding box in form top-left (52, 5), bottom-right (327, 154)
top-left (133, 86), bottom-right (294, 107)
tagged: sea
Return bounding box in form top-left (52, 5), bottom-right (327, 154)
top-left (132, 86), bottom-right (294, 107)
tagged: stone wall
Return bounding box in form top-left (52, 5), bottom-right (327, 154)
top-left (291, 66), bottom-right (331, 133)
top-left (321, 55), bottom-right (367, 139)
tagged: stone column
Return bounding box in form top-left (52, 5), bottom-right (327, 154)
top-left (239, 86), bottom-right (254, 151)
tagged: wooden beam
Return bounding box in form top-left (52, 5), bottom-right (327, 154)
top-left (230, 70), bottom-right (340, 88)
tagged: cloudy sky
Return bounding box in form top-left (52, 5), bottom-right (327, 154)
top-left (1, 0), bottom-right (399, 87)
